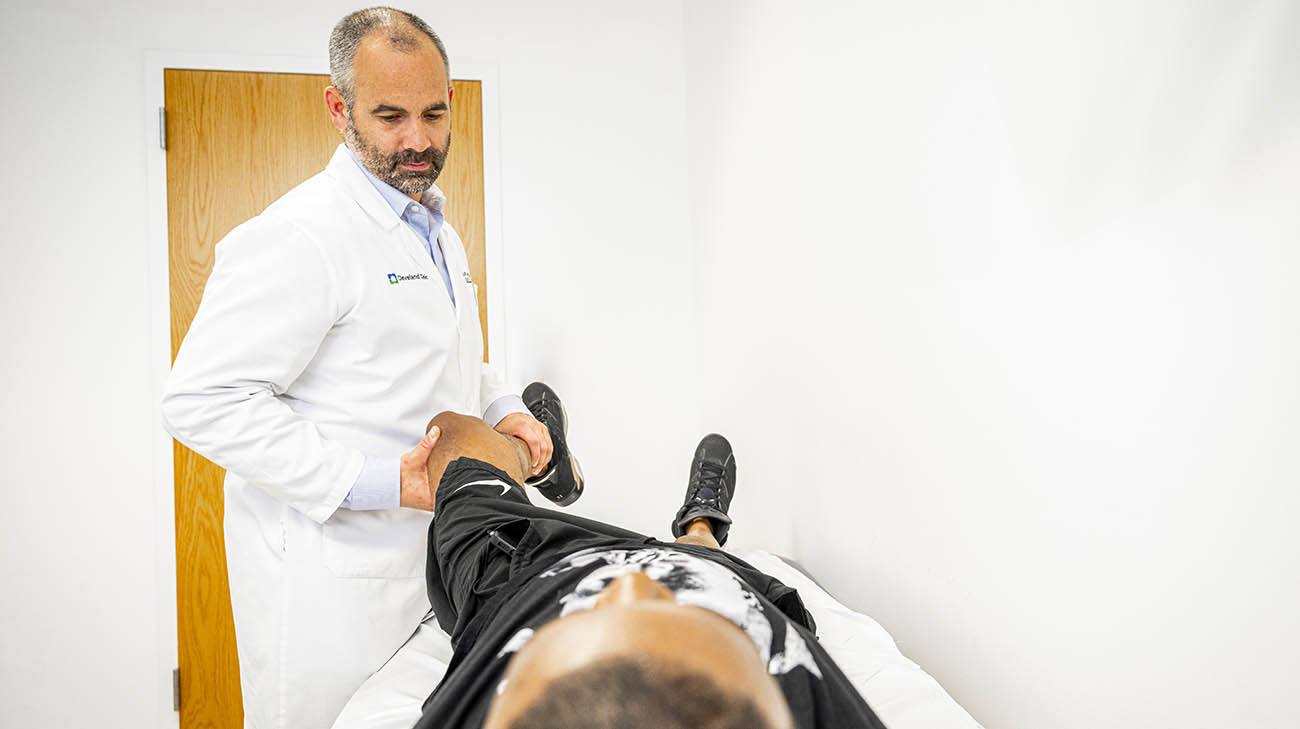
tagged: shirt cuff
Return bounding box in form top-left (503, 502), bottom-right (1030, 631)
top-left (483, 395), bottom-right (528, 428)
top-left (339, 455), bottom-right (400, 511)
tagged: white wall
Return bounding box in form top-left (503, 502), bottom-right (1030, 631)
top-left (0, 1), bottom-right (695, 726)
top-left (685, 1), bottom-right (1300, 728)
top-left (5, 1), bottom-right (1297, 727)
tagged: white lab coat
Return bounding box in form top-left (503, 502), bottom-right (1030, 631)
top-left (162, 145), bottom-right (512, 729)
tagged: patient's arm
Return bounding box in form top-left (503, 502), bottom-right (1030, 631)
top-left (421, 411), bottom-right (533, 500)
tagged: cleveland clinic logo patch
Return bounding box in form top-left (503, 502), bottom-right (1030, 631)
top-left (388, 272), bottom-right (430, 285)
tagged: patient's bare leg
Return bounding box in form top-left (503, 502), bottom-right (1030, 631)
top-left (674, 518), bottom-right (721, 550)
top-left (424, 411), bottom-right (533, 493)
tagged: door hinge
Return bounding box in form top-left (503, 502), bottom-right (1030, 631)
top-left (159, 107), bottom-right (167, 151)
top-left (172, 667), bottom-right (181, 711)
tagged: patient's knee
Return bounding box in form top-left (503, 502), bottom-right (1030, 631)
top-left (425, 411), bottom-right (494, 465)
top-left (423, 411), bottom-right (527, 485)
top-left (426, 410), bottom-right (484, 437)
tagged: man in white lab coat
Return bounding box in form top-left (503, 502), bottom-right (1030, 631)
top-left (161, 8), bottom-right (552, 728)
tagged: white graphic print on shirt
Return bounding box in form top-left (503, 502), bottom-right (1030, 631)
top-left (500, 547), bottom-right (821, 678)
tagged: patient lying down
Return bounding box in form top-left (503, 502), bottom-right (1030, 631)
top-left (414, 399), bottom-right (885, 729)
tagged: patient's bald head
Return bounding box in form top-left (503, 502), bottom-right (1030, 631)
top-left (424, 411), bottom-right (531, 487)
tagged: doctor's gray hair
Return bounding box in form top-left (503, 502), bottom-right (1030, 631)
top-left (329, 7), bottom-right (450, 110)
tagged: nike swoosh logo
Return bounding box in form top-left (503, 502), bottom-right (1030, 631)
top-left (448, 478), bottom-right (513, 498)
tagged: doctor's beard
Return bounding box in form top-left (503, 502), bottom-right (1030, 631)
top-left (345, 121), bottom-right (450, 196)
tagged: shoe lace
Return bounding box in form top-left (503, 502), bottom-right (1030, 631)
top-left (691, 460), bottom-right (726, 507)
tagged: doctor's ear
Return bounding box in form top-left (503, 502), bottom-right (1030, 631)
top-left (323, 86), bottom-right (349, 132)
top-left (447, 85), bottom-right (454, 102)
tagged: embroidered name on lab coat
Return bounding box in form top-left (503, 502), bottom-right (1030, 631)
top-left (388, 272), bottom-right (430, 284)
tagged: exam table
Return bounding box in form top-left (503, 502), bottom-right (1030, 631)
top-left (331, 549), bottom-right (984, 729)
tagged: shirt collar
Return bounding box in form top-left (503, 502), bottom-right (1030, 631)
top-left (344, 146), bottom-right (446, 222)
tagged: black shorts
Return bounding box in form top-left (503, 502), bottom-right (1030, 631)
top-left (425, 458), bottom-right (652, 646)
top-left (424, 458), bottom-right (815, 651)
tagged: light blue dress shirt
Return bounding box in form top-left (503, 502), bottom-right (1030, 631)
top-left (341, 148), bottom-right (527, 510)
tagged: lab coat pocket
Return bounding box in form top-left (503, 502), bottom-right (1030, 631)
top-left (321, 508), bottom-right (430, 579)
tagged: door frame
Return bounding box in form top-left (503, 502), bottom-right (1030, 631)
top-left (143, 51), bottom-right (509, 729)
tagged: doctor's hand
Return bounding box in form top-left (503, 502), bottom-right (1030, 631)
top-left (399, 425), bottom-right (441, 511)
top-left (494, 412), bottom-right (552, 477)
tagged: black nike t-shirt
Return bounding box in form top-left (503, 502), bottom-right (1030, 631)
top-left (414, 459), bottom-right (885, 729)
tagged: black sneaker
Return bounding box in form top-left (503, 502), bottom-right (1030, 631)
top-left (671, 434), bottom-right (737, 546)
top-left (522, 382), bottom-right (584, 506)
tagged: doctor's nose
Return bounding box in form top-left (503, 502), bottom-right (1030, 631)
top-left (397, 120), bottom-right (433, 153)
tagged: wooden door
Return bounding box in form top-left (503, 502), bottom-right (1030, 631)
top-left (166, 69), bottom-right (487, 729)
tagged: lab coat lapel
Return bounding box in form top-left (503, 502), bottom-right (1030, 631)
top-left (437, 229), bottom-right (463, 318)
top-left (325, 145), bottom-right (439, 274)
top-left (326, 145), bottom-right (400, 232)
